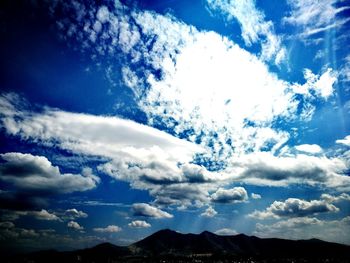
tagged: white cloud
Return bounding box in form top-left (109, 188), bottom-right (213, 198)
top-left (211, 187), bottom-right (248, 204)
top-left (29, 209), bottom-right (61, 221)
top-left (340, 55), bottom-right (350, 82)
top-left (0, 0), bottom-right (347, 211)
top-left (254, 216), bottom-right (350, 244)
top-left (3, 209), bottom-right (61, 221)
top-left (93, 225), bottom-right (122, 233)
top-left (67, 221), bottom-right (84, 230)
top-left (201, 206), bottom-right (217, 217)
top-left (251, 193), bottom-right (262, 199)
top-left (0, 208), bottom-right (88, 223)
top-left (321, 193), bottom-right (350, 203)
top-left (283, 0), bottom-right (350, 39)
top-left (206, 0), bottom-right (286, 64)
top-left (47, 1), bottom-right (337, 165)
top-left (228, 152), bottom-right (350, 190)
top-left (96, 5), bottom-right (110, 23)
top-left (150, 183), bottom-right (212, 208)
top-left (0, 94), bottom-right (214, 208)
top-left (249, 196), bottom-right (339, 219)
top-left (1, 93), bottom-right (349, 210)
top-left (295, 144), bottom-right (323, 154)
top-left (0, 224), bottom-right (105, 251)
top-left (336, 135), bottom-right (350, 146)
top-left (292, 68), bottom-right (337, 100)
top-left (128, 220), bottom-right (151, 228)
top-left (0, 152), bottom-right (99, 194)
top-left (255, 217), bottom-right (322, 236)
top-left (214, 228), bottom-right (238, 235)
top-left (132, 203), bottom-right (173, 219)
top-left (0, 94), bottom-right (201, 164)
top-left (139, 31), bottom-right (298, 159)
top-left (0, 221), bottom-right (15, 229)
top-left (61, 209), bottom-right (88, 220)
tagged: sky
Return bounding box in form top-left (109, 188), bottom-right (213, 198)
top-left (0, 0), bottom-right (350, 253)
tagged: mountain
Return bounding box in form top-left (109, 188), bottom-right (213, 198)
top-left (6, 229), bottom-right (350, 262)
top-left (131, 229), bottom-right (350, 258)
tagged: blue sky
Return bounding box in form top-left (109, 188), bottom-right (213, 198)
top-left (0, 0), bottom-right (350, 252)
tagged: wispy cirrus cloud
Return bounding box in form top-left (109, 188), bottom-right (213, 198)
top-left (283, 0), bottom-right (350, 39)
top-left (206, 0), bottom-right (286, 64)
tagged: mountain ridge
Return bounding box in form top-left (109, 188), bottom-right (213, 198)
top-left (6, 229), bottom-right (350, 262)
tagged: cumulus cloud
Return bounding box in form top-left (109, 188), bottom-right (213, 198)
top-left (1, 209), bottom-right (61, 221)
top-left (1, 92), bottom-right (349, 209)
top-left (254, 216), bottom-right (350, 244)
top-left (206, 0), bottom-right (286, 64)
top-left (283, 0), bottom-right (350, 39)
top-left (214, 228), bottom-right (238, 235)
top-left (148, 183), bottom-right (212, 209)
top-left (60, 209), bottom-right (88, 220)
top-left (0, 221), bottom-right (15, 229)
top-left (132, 203), bottom-right (173, 219)
top-left (292, 68), bottom-right (337, 103)
top-left (0, 152), bottom-right (99, 194)
top-left (295, 144), bottom-right (323, 154)
top-left (211, 187), bottom-right (248, 203)
top-left (251, 193), bottom-right (262, 199)
top-left (321, 193), bottom-right (350, 203)
top-left (45, 1), bottom-right (338, 168)
top-left (67, 221), bottom-right (84, 230)
top-left (93, 225), bottom-right (122, 233)
top-left (128, 220), bottom-right (151, 228)
top-left (336, 135), bottom-right (350, 147)
top-left (0, 224), bottom-right (105, 251)
top-left (0, 93), bottom-right (212, 208)
top-left (0, 0), bottom-right (347, 212)
top-left (0, 152), bottom-right (99, 210)
top-left (201, 206), bottom-right (218, 217)
top-left (0, 208), bottom-right (88, 223)
top-left (229, 152), bottom-right (350, 190)
top-left (255, 217), bottom-right (322, 237)
top-left (249, 196), bottom-right (339, 219)
top-left (28, 209), bottom-right (61, 221)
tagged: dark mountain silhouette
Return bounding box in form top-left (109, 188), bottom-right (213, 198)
top-left (6, 229), bottom-right (350, 262)
top-left (131, 229), bottom-right (350, 258)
